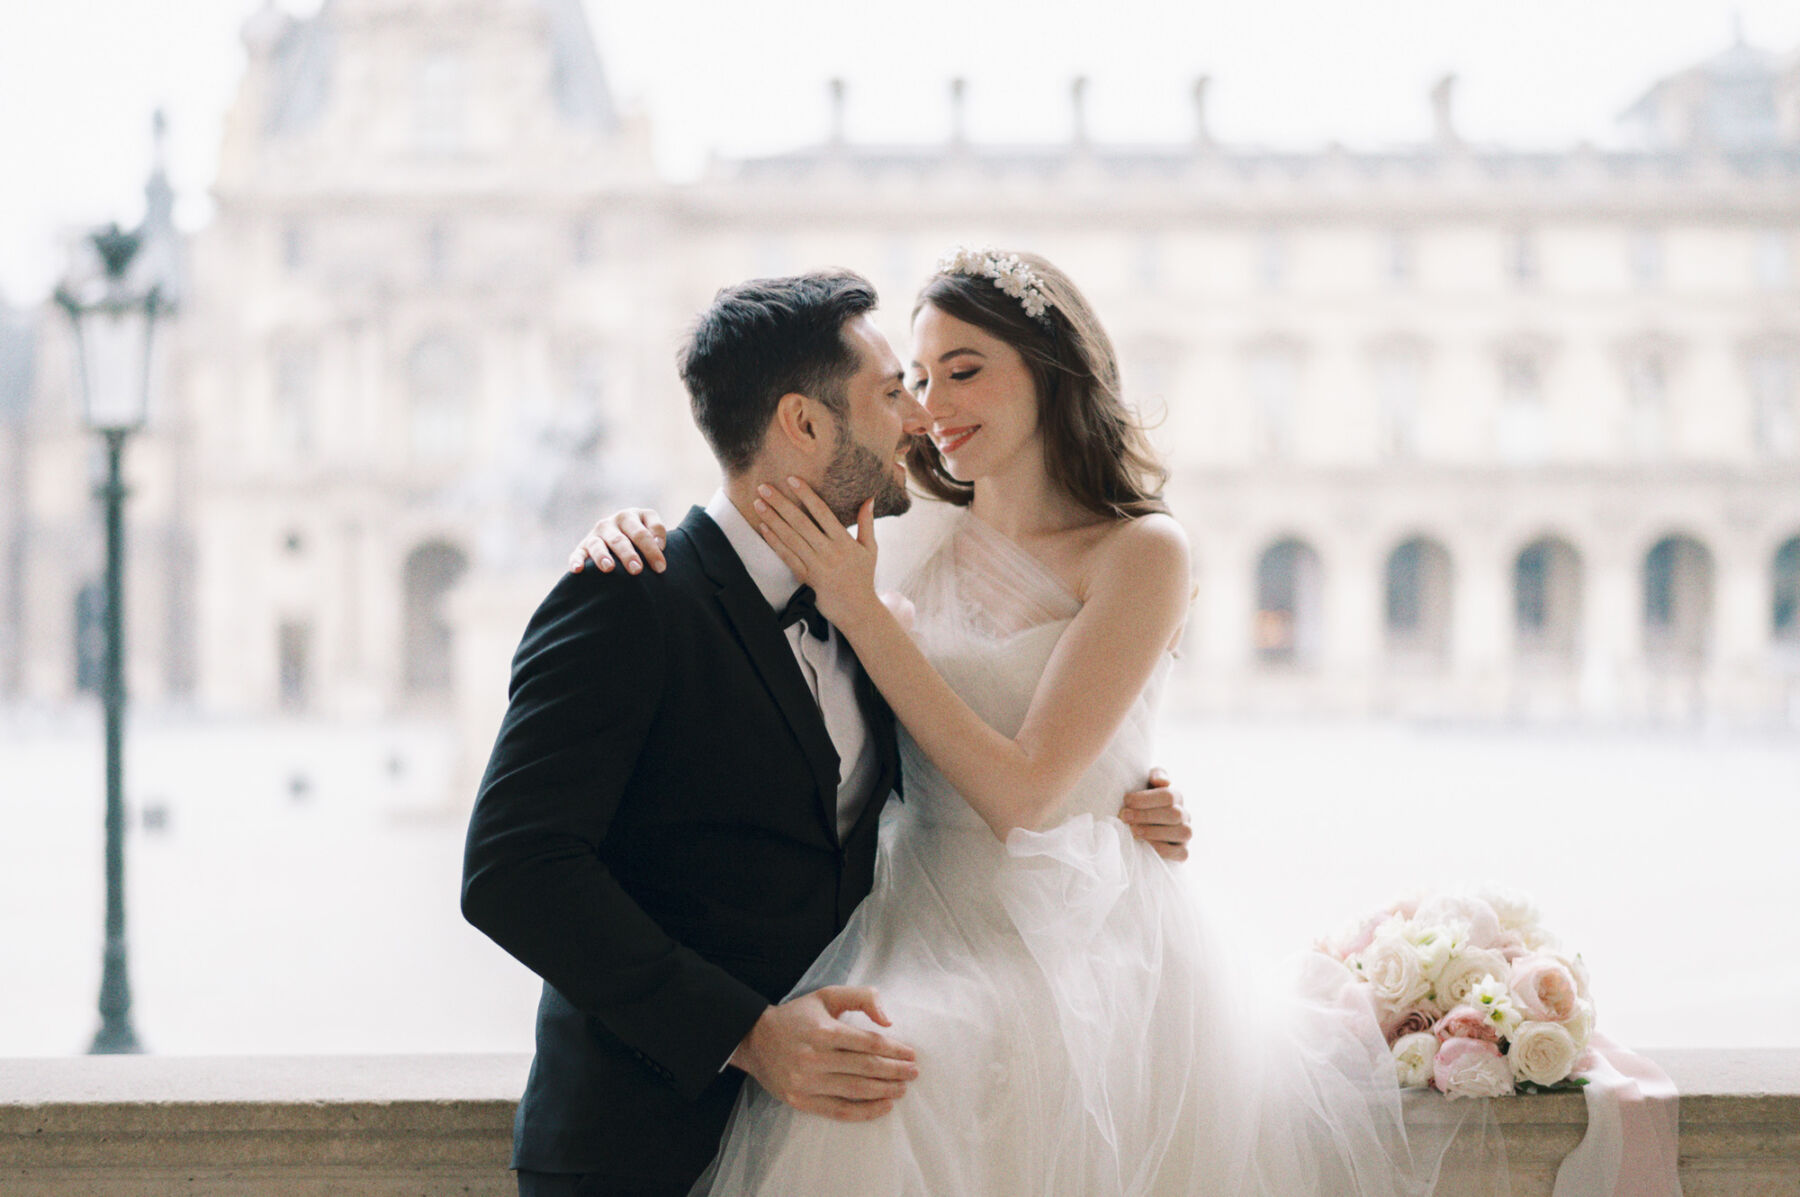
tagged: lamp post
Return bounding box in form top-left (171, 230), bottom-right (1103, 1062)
top-left (55, 223), bottom-right (167, 1055)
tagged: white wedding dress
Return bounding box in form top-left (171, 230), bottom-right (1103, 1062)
top-left (695, 509), bottom-right (1494, 1196)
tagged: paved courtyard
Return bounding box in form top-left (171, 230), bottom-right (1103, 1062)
top-left (2, 708), bottom-right (1796, 1057)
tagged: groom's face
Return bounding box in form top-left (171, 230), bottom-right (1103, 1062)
top-left (816, 316), bottom-right (930, 524)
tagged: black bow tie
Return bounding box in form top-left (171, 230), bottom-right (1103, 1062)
top-left (777, 585), bottom-right (830, 642)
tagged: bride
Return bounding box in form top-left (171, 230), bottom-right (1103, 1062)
top-left (576, 250), bottom-right (1464, 1195)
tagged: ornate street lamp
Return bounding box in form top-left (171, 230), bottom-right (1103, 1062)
top-left (54, 223), bottom-right (169, 1054)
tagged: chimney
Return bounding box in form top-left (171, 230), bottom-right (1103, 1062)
top-left (949, 77), bottom-right (968, 146)
top-left (827, 78), bottom-right (846, 147)
top-left (1430, 73), bottom-right (1460, 149)
top-left (1191, 75), bottom-right (1214, 147)
top-left (1070, 76), bottom-right (1090, 146)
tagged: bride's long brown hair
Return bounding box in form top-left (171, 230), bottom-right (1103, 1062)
top-left (904, 251), bottom-right (1168, 520)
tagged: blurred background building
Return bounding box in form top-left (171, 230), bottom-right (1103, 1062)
top-left (3, 0), bottom-right (1798, 788)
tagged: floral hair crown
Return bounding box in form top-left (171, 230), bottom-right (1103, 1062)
top-left (934, 247), bottom-right (1054, 321)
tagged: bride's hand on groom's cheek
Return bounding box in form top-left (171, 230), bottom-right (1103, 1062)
top-left (569, 508), bottom-right (669, 576)
top-left (1119, 768), bottom-right (1193, 863)
top-left (727, 986), bottom-right (920, 1122)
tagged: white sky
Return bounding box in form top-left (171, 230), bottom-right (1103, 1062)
top-left (2, 0), bottom-right (1797, 303)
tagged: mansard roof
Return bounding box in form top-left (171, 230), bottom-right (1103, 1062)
top-left (1618, 34), bottom-right (1792, 151)
top-left (251, 0), bottom-right (618, 137)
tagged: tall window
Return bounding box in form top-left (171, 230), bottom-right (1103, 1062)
top-left (1507, 229), bottom-right (1539, 286)
top-left (1515, 537), bottom-right (1582, 665)
top-left (1249, 345), bottom-right (1299, 460)
top-left (281, 222), bottom-right (308, 273)
top-left (408, 335), bottom-right (471, 461)
top-left (1773, 536), bottom-right (1800, 648)
top-left (1749, 349), bottom-right (1797, 458)
top-left (1383, 229), bottom-right (1415, 286)
top-left (1384, 537), bottom-right (1453, 663)
top-left (278, 620), bottom-right (312, 713)
top-left (1625, 351), bottom-right (1669, 459)
top-left (1133, 233), bottom-right (1164, 291)
top-left (1497, 350), bottom-right (1547, 465)
top-left (1627, 228), bottom-right (1662, 288)
top-left (1256, 229), bottom-right (1288, 289)
top-left (1374, 346), bottom-right (1423, 460)
top-left (425, 221), bottom-right (453, 282)
top-left (415, 51), bottom-right (467, 153)
top-left (272, 341), bottom-right (317, 456)
top-left (1254, 538), bottom-right (1323, 667)
top-left (1753, 229), bottom-right (1793, 290)
top-left (1643, 535), bottom-right (1712, 667)
top-left (403, 542), bottom-right (468, 700)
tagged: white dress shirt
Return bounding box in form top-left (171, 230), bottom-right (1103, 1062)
top-left (705, 491), bottom-right (878, 841)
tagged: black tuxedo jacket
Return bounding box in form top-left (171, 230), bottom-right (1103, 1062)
top-left (462, 507), bottom-right (901, 1187)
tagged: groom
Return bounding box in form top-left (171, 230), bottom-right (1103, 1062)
top-left (462, 270), bottom-right (1191, 1197)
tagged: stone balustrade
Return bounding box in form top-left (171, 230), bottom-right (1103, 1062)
top-left (1, 1051), bottom-right (1795, 1195)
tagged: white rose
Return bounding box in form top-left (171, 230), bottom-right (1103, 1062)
top-left (1434, 948), bottom-right (1512, 1011)
top-left (1415, 895), bottom-right (1501, 951)
top-left (1508, 1020), bottom-right (1581, 1086)
top-left (1361, 934), bottom-right (1432, 1013)
top-left (1391, 1032), bottom-right (1438, 1088)
top-left (1562, 998), bottom-right (1596, 1051)
top-left (1477, 886), bottom-right (1541, 934)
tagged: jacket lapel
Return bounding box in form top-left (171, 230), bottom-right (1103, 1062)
top-left (684, 508), bottom-right (842, 839)
top-left (844, 653), bottom-right (900, 845)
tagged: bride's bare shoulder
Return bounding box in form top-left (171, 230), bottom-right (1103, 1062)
top-left (1070, 512), bottom-right (1189, 608)
top-left (1096, 512), bottom-right (1187, 572)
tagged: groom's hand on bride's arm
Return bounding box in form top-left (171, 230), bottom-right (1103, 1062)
top-left (727, 986), bottom-right (919, 1122)
top-left (1119, 768), bottom-right (1192, 863)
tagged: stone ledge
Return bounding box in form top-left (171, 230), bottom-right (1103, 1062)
top-left (0, 1051), bottom-right (1795, 1195)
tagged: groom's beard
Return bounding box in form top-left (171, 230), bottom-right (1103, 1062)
top-left (820, 425), bottom-right (912, 525)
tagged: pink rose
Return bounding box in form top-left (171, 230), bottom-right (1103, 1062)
top-left (1382, 1007), bottom-right (1434, 1046)
top-left (1433, 1037), bottom-right (1515, 1099)
top-left (1431, 1004), bottom-right (1500, 1045)
top-left (1509, 955), bottom-right (1579, 1023)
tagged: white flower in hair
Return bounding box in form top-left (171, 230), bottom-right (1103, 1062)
top-left (934, 246), bottom-right (1054, 320)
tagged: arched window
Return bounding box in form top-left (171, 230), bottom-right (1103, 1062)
top-left (1515, 536), bottom-right (1583, 665)
top-left (1773, 536), bottom-right (1800, 647)
top-left (1384, 536), bottom-right (1453, 663)
top-left (403, 541), bottom-right (468, 699)
top-left (1254, 538), bottom-right (1322, 667)
top-left (408, 335), bottom-right (471, 461)
top-left (1643, 534), bottom-right (1713, 667)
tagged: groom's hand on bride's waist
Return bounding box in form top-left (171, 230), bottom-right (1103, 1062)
top-left (726, 986), bottom-right (919, 1122)
top-left (1118, 768), bottom-right (1193, 863)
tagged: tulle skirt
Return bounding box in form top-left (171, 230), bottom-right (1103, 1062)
top-left (692, 803), bottom-right (1501, 1196)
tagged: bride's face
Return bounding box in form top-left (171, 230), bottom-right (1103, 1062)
top-left (907, 303), bottom-right (1041, 483)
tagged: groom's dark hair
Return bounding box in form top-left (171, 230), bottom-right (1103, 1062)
top-left (679, 270), bottom-right (879, 474)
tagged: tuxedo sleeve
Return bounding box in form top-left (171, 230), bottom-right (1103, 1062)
top-left (460, 568), bottom-right (768, 1101)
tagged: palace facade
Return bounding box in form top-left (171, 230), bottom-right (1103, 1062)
top-left (3, 0), bottom-right (1797, 745)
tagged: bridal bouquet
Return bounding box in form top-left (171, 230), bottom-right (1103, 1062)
top-left (1318, 891), bottom-right (1596, 1099)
